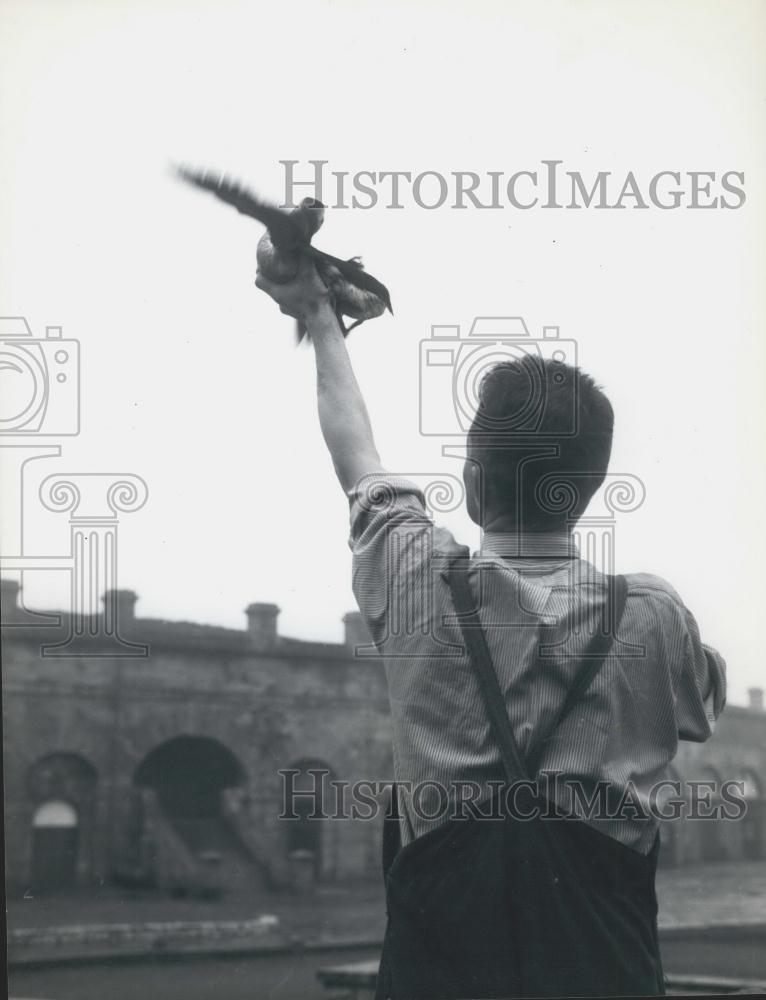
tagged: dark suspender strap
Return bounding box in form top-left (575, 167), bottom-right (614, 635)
top-left (526, 573), bottom-right (628, 775)
top-left (447, 549), bottom-right (531, 785)
top-left (447, 547), bottom-right (629, 787)
top-left (547, 573), bottom-right (629, 729)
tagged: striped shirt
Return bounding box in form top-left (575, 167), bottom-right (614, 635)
top-left (348, 475), bottom-right (727, 854)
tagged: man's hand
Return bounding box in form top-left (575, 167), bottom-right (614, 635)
top-left (255, 254), bottom-right (331, 321)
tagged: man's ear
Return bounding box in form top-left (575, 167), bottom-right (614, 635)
top-left (467, 459), bottom-right (481, 492)
top-left (463, 458), bottom-right (484, 525)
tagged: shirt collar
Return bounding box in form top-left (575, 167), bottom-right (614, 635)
top-left (479, 529), bottom-right (578, 560)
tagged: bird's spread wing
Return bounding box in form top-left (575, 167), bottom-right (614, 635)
top-left (309, 248), bottom-right (393, 314)
top-left (174, 166), bottom-right (302, 248)
top-left (175, 165), bottom-right (393, 315)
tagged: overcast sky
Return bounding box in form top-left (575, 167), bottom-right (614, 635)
top-left (1, 0), bottom-right (764, 705)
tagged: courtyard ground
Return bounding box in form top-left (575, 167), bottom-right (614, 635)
top-left (7, 863), bottom-right (766, 999)
top-left (7, 860), bottom-right (766, 958)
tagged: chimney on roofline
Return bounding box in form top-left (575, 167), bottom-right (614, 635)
top-left (748, 687), bottom-right (764, 712)
top-left (103, 589), bottom-right (138, 623)
top-left (245, 602), bottom-right (280, 649)
top-left (343, 610), bottom-right (372, 650)
top-left (1, 578), bottom-right (20, 612)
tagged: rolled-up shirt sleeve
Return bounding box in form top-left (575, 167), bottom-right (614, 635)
top-left (347, 473), bottom-right (459, 648)
top-left (348, 474), bottom-right (430, 547)
top-left (676, 608), bottom-right (727, 742)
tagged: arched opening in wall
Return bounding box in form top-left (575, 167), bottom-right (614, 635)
top-left (26, 753), bottom-right (98, 892)
top-left (134, 737), bottom-right (265, 892)
top-left (741, 770), bottom-right (764, 861)
top-left (285, 759), bottom-right (335, 881)
top-left (695, 766), bottom-right (726, 863)
top-left (135, 736), bottom-right (245, 820)
top-left (31, 800), bottom-right (79, 891)
top-left (655, 766), bottom-right (682, 868)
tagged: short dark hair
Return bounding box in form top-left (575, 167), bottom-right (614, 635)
top-left (467, 356), bottom-right (614, 530)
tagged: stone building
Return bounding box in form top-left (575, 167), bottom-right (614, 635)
top-left (2, 578), bottom-right (764, 895)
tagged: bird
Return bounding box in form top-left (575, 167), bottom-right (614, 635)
top-left (174, 166), bottom-right (393, 339)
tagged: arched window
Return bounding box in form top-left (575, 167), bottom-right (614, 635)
top-left (740, 769), bottom-right (763, 860)
top-left (27, 753), bottom-right (97, 804)
top-left (27, 753), bottom-right (97, 891)
top-left (741, 770), bottom-right (762, 800)
top-left (656, 766), bottom-right (682, 868)
top-left (30, 799), bottom-right (79, 891)
top-left (284, 758), bottom-right (336, 881)
top-left (691, 765), bottom-right (726, 862)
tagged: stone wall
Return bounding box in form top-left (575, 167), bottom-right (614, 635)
top-left (3, 586), bottom-right (765, 893)
top-left (3, 593), bottom-right (391, 894)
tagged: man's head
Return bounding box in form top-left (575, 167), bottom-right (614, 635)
top-left (464, 356), bottom-right (614, 532)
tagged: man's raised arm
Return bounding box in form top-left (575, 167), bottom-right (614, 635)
top-left (255, 256), bottom-right (385, 492)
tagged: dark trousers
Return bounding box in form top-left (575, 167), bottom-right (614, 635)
top-left (376, 795), bottom-right (665, 1000)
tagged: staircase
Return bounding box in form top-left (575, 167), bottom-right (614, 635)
top-left (169, 816), bottom-right (266, 893)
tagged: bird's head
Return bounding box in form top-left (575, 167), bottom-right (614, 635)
top-left (292, 198), bottom-right (325, 239)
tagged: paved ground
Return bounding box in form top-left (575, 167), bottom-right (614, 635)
top-left (7, 881), bottom-right (388, 944)
top-left (8, 864), bottom-right (766, 1000)
top-left (9, 930), bottom-right (766, 1000)
top-left (8, 860), bottom-right (766, 939)
top-left (655, 860), bottom-right (766, 927)
top-left (9, 947), bottom-right (383, 1000)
